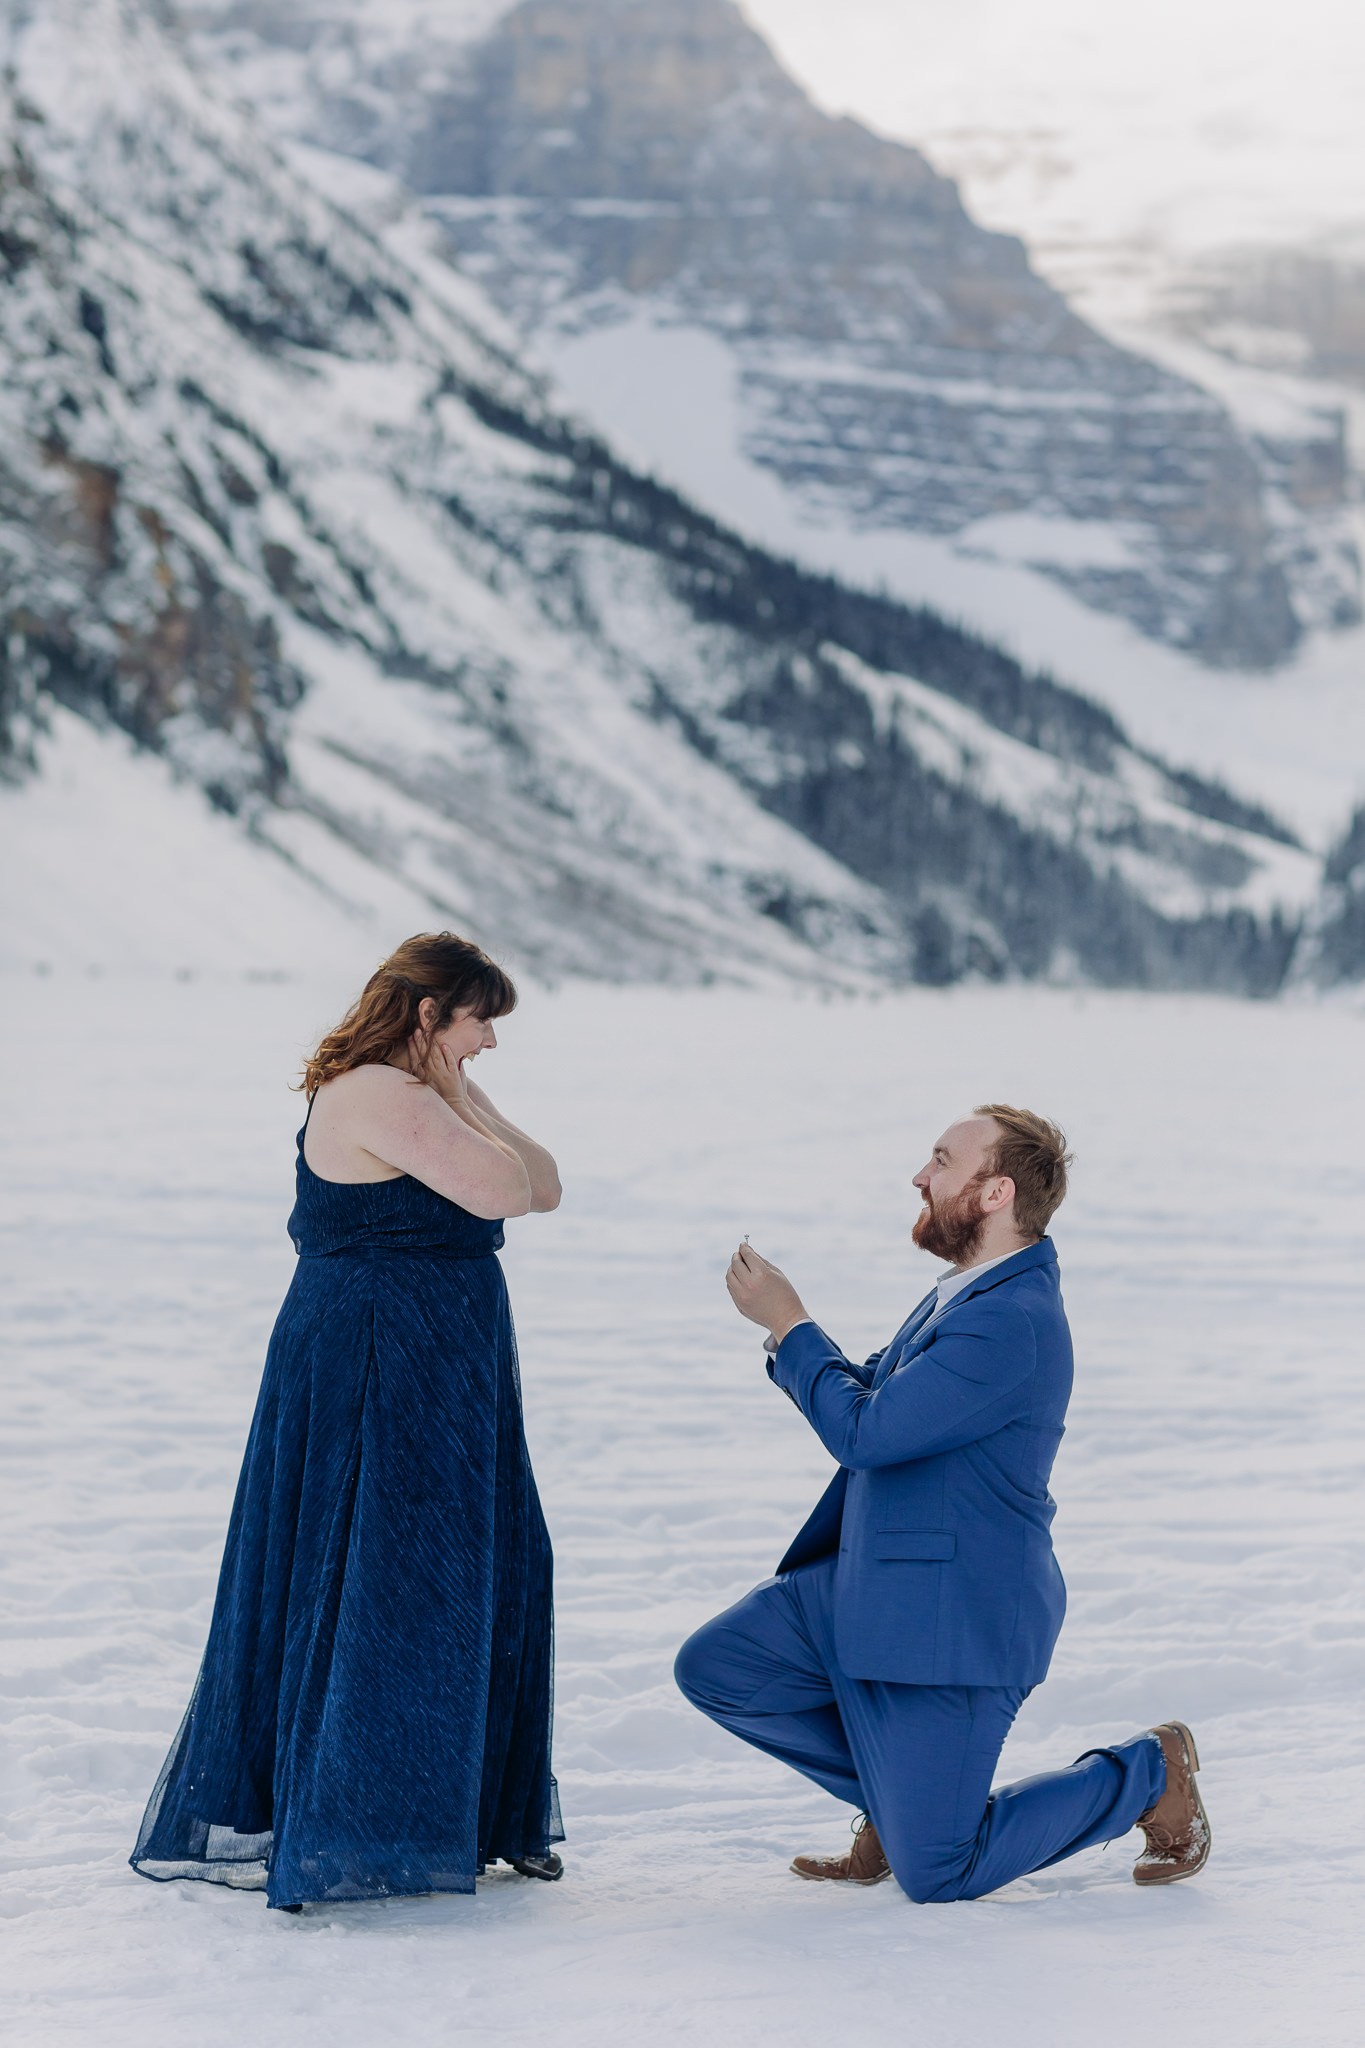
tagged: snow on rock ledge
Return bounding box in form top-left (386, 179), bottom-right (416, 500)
top-left (0, 0), bottom-right (1334, 992)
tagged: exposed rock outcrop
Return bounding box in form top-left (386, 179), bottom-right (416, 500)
top-left (0, 0), bottom-right (1327, 992)
top-left (183, 0), bottom-right (1356, 668)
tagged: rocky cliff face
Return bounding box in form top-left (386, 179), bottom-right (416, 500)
top-left (0, 0), bottom-right (1327, 992)
top-left (183, 0), bottom-right (1358, 670)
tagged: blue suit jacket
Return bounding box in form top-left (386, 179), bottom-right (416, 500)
top-left (769, 1239), bottom-right (1072, 1686)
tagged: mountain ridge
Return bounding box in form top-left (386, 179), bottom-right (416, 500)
top-left (183, 0), bottom-right (1360, 671)
top-left (0, 0), bottom-right (1339, 992)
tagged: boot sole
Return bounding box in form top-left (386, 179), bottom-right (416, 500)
top-left (1133, 1720), bottom-right (1211, 1885)
top-left (791, 1860), bottom-right (892, 1885)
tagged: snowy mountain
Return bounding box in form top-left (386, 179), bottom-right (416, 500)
top-left (0, 0), bottom-right (1337, 991)
top-left (724, 5), bottom-right (1365, 816)
top-left (182, 0), bottom-right (1359, 676)
top-left (766, 0), bottom-right (1365, 411)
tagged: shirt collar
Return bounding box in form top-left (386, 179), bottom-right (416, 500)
top-left (934, 1247), bottom-right (1019, 1307)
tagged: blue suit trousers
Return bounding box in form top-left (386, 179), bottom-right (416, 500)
top-left (675, 1558), bottom-right (1164, 1903)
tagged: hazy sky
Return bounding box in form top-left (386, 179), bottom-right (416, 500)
top-left (743, 0), bottom-right (1365, 256)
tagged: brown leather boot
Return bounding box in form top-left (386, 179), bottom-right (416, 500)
top-left (1133, 1721), bottom-right (1211, 1886)
top-left (791, 1812), bottom-right (892, 1885)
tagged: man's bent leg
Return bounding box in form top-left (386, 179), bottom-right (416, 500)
top-left (824, 1679), bottom-right (1023, 1902)
top-left (674, 1560), bottom-right (864, 1807)
top-left (959, 1733), bottom-right (1166, 1897)
top-left (826, 1676), bottom-right (1166, 1903)
top-left (681, 1568), bottom-right (1167, 1902)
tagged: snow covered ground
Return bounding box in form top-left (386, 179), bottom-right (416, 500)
top-left (0, 710), bottom-right (431, 980)
top-left (2, 969), bottom-right (1363, 2044)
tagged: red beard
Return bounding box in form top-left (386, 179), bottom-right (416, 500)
top-left (912, 1176), bottom-right (989, 1266)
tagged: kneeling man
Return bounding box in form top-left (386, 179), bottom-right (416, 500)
top-left (676, 1105), bottom-right (1210, 1901)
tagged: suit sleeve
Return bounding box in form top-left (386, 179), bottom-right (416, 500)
top-left (766, 1332), bottom-right (880, 1396)
top-left (771, 1306), bottom-right (1037, 1468)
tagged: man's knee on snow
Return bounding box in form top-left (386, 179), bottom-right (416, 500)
top-left (884, 1843), bottom-right (975, 1905)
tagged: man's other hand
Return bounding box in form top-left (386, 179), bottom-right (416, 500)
top-left (726, 1243), bottom-right (809, 1346)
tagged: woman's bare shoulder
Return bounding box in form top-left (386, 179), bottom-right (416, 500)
top-left (314, 1064), bottom-right (422, 1107)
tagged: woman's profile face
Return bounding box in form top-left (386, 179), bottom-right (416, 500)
top-left (424, 1003), bottom-right (498, 1071)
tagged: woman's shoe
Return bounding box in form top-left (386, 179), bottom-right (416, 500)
top-left (510, 1852), bottom-right (564, 1881)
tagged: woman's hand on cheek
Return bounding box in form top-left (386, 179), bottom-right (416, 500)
top-left (428, 1039), bottom-right (470, 1107)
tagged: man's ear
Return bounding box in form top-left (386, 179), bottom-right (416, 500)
top-left (982, 1175), bottom-right (1015, 1216)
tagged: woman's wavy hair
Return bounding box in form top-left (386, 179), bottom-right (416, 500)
top-left (300, 932), bottom-right (518, 1098)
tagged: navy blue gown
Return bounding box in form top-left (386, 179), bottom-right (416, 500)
top-left (131, 1119), bottom-right (561, 1909)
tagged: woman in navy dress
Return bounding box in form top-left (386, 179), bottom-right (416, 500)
top-left (131, 932), bottom-right (564, 1910)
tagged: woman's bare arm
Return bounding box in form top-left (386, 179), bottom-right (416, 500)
top-left (314, 1067), bottom-right (532, 1218)
top-left (464, 1077), bottom-right (562, 1212)
top-left (421, 1043), bottom-right (560, 1214)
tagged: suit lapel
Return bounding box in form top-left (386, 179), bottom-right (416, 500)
top-left (873, 1240), bottom-right (1058, 1383)
top-left (871, 1288), bottom-right (940, 1388)
top-left (937, 1238), bottom-right (1054, 1322)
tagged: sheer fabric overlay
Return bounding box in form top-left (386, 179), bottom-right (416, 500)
top-left (131, 1123), bottom-right (562, 1908)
